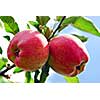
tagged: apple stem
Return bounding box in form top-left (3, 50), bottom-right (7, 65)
top-left (48, 16), bottom-right (66, 40)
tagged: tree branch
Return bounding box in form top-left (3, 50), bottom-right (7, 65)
top-left (48, 16), bottom-right (66, 40)
top-left (39, 63), bottom-right (50, 83)
top-left (34, 70), bottom-right (40, 83)
top-left (0, 64), bottom-right (15, 79)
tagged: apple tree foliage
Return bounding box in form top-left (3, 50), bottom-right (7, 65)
top-left (0, 16), bottom-right (100, 83)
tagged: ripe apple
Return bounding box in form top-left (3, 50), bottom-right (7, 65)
top-left (7, 30), bottom-right (49, 71)
top-left (48, 34), bottom-right (89, 77)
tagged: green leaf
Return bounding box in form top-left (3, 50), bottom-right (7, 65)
top-left (26, 24), bottom-right (30, 29)
top-left (72, 16), bottom-right (100, 37)
top-left (0, 59), bottom-right (6, 70)
top-left (28, 21), bottom-right (42, 33)
top-left (1, 57), bottom-right (8, 63)
top-left (25, 72), bottom-right (34, 83)
top-left (0, 16), bottom-right (19, 35)
top-left (0, 47), bottom-right (3, 54)
top-left (29, 21), bottom-right (39, 28)
top-left (58, 16), bottom-right (77, 32)
top-left (13, 67), bottom-right (23, 74)
top-left (36, 16), bottom-right (50, 25)
top-left (64, 76), bottom-right (79, 83)
top-left (0, 22), bottom-right (2, 29)
top-left (0, 16), bottom-right (15, 22)
top-left (0, 57), bottom-right (8, 70)
top-left (72, 34), bottom-right (88, 42)
top-left (4, 22), bottom-right (19, 35)
top-left (3, 35), bottom-right (10, 41)
top-left (58, 16), bottom-right (100, 37)
top-left (56, 16), bottom-right (63, 21)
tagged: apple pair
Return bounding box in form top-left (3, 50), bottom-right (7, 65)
top-left (7, 30), bottom-right (89, 77)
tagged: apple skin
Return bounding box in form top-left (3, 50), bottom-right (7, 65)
top-left (7, 30), bottom-right (49, 71)
top-left (48, 34), bottom-right (89, 77)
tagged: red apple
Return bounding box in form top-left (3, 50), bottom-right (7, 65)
top-left (49, 34), bottom-right (89, 77)
top-left (7, 30), bottom-right (49, 71)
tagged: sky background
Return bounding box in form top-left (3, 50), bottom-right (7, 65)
top-left (0, 16), bottom-right (100, 83)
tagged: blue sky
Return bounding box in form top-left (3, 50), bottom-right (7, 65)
top-left (47, 16), bottom-right (100, 83)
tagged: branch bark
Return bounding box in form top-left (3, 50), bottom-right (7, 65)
top-left (39, 63), bottom-right (50, 83)
top-left (34, 70), bottom-right (40, 83)
top-left (0, 64), bottom-right (15, 79)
